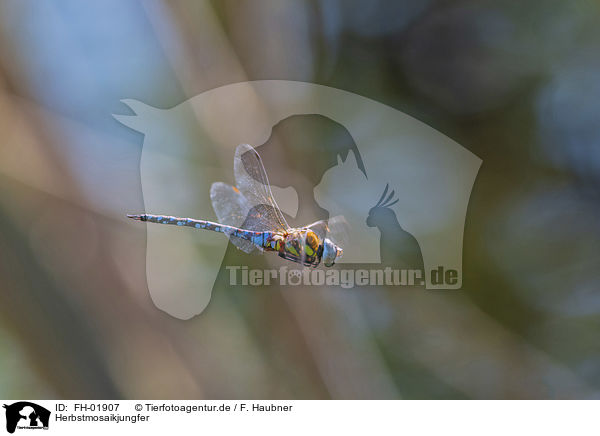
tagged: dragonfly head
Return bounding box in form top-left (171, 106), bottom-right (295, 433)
top-left (322, 238), bottom-right (343, 267)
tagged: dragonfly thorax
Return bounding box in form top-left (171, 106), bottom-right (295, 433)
top-left (274, 229), bottom-right (342, 267)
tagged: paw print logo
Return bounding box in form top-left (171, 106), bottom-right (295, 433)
top-left (287, 269), bottom-right (303, 286)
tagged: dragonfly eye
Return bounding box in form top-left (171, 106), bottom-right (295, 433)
top-left (322, 238), bottom-right (340, 267)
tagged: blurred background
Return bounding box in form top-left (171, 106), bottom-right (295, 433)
top-left (1, 0), bottom-right (600, 399)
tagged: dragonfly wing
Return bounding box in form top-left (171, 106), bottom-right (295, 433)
top-left (227, 235), bottom-right (258, 254)
top-left (210, 181), bottom-right (257, 254)
top-left (210, 182), bottom-right (249, 227)
top-left (306, 215), bottom-right (350, 250)
top-left (326, 215), bottom-right (350, 249)
top-left (304, 220), bottom-right (328, 240)
top-left (234, 144), bottom-right (289, 232)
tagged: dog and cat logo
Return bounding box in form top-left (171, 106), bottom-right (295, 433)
top-left (3, 402), bottom-right (50, 433)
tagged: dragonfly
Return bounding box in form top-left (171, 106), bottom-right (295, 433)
top-left (128, 144), bottom-right (346, 267)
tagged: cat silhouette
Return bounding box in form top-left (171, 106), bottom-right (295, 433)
top-left (314, 151), bottom-right (382, 263)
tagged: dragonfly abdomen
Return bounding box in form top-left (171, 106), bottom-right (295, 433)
top-left (127, 213), bottom-right (269, 246)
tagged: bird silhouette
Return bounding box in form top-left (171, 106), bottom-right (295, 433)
top-left (366, 184), bottom-right (424, 271)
